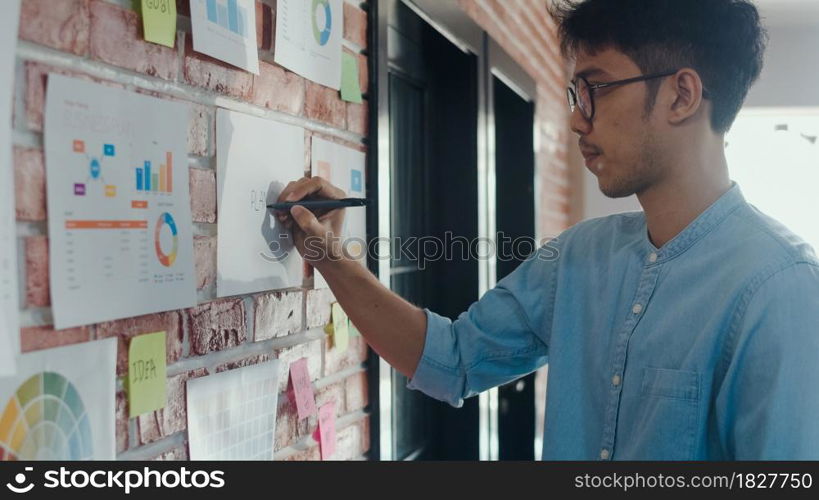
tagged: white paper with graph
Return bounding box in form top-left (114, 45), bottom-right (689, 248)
top-left (44, 75), bottom-right (197, 329)
top-left (0, 0), bottom-right (21, 376)
top-left (0, 338), bottom-right (117, 461)
top-left (311, 137), bottom-right (366, 289)
top-left (190, 0), bottom-right (259, 74)
top-left (274, 0), bottom-right (343, 89)
top-left (216, 109), bottom-right (305, 297)
top-left (186, 360), bottom-right (282, 460)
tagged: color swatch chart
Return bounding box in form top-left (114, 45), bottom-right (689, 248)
top-left (187, 360), bottom-right (281, 460)
top-left (205, 0), bottom-right (248, 37)
top-left (44, 75), bottom-right (196, 329)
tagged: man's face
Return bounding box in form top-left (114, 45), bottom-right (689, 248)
top-left (571, 47), bottom-right (666, 198)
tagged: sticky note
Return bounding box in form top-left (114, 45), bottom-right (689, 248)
top-left (331, 302), bottom-right (349, 352)
top-left (289, 358), bottom-right (318, 421)
top-left (348, 319), bottom-right (361, 338)
top-left (141, 0), bottom-right (177, 48)
top-left (317, 401), bottom-right (337, 460)
top-left (127, 331), bottom-right (167, 418)
top-left (340, 52), bottom-right (363, 104)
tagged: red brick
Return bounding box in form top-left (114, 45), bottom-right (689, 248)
top-left (96, 311), bottom-right (184, 375)
top-left (334, 418), bottom-right (364, 460)
top-left (14, 148), bottom-right (46, 221)
top-left (275, 395), bottom-right (310, 451)
top-left (20, 325), bottom-right (89, 352)
top-left (188, 104), bottom-right (213, 157)
top-left (193, 235), bottom-right (216, 291)
top-left (305, 81), bottom-right (346, 128)
top-left (24, 236), bottom-right (49, 308)
top-left (187, 299), bottom-right (247, 355)
top-left (19, 0), bottom-right (90, 56)
top-left (213, 353), bottom-right (271, 373)
top-left (343, 3), bottom-right (367, 49)
top-left (183, 35), bottom-right (254, 100)
top-left (116, 391), bottom-right (128, 453)
top-left (89, 1), bottom-right (178, 81)
top-left (281, 444), bottom-right (321, 461)
top-left (344, 371), bottom-right (368, 412)
top-left (346, 101), bottom-right (368, 136)
top-left (256, 2), bottom-right (272, 51)
top-left (324, 334), bottom-right (368, 377)
top-left (137, 369), bottom-right (206, 445)
top-left (254, 291), bottom-right (303, 341)
top-left (189, 167), bottom-right (216, 223)
top-left (151, 446), bottom-right (189, 461)
top-left (305, 288), bottom-right (334, 328)
top-left (357, 53), bottom-right (368, 95)
top-left (274, 339), bottom-right (322, 393)
top-left (315, 382), bottom-right (345, 415)
top-left (252, 62), bottom-right (305, 115)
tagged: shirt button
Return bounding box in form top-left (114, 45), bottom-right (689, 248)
top-left (632, 303), bottom-right (643, 314)
top-left (600, 449), bottom-right (610, 460)
top-left (612, 374), bottom-right (621, 386)
top-left (649, 252), bottom-right (658, 263)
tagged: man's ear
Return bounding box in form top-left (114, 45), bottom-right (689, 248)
top-left (666, 69), bottom-right (706, 125)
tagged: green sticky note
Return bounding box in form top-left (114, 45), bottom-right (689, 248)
top-left (340, 52), bottom-right (363, 104)
top-left (127, 331), bottom-right (167, 418)
top-left (141, 0), bottom-right (177, 48)
top-left (331, 303), bottom-right (350, 352)
top-left (348, 318), bottom-right (361, 338)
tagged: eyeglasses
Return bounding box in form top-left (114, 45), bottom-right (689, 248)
top-left (567, 69), bottom-right (711, 121)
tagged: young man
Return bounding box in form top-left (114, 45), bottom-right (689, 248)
top-left (277, 0), bottom-right (819, 460)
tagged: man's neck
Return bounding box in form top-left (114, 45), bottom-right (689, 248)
top-left (637, 156), bottom-right (732, 249)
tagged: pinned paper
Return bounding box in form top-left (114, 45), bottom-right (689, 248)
top-left (316, 401), bottom-right (337, 460)
top-left (331, 302), bottom-right (349, 352)
top-left (127, 331), bottom-right (167, 417)
top-left (289, 358), bottom-right (317, 421)
top-left (340, 52), bottom-right (363, 104)
top-left (141, 0), bottom-right (177, 48)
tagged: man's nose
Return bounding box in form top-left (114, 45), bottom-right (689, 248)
top-left (569, 107), bottom-right (592, 136)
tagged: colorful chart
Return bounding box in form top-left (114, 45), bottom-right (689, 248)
top-left (205, 0), bottom-right (248, 37)
top-left (0, 372), bottom-right (93, 461)
top-left (312, 0), bottom-right (332, 46)
top-left (154, 212), bottom-right (178, 267)
top-left (135, 153), bottom-right (174, 193)
top-left (71, 140), bottom-right (117, 198)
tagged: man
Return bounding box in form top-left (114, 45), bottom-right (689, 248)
top-left (277, 0), bottom-right (819, 460)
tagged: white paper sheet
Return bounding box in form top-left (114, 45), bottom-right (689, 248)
top-left (0, 338), bottom-right (117, 460)
top-left (190, 0), bottom-right (260, 74)
top-left (310, 138), bottom-right (366, 289)
top-left (44, 75), bottom-right (197, 329)
top-left (274, 0), bottom-right (343, 89)
top-left (186, 359), bottom-right (281, 460)
top-left (216, 109), bottom-right (305, 297)
top-left (0, 0), bottom-right (22, 376)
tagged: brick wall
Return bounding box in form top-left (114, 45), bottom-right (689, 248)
top-left (12, 0), bottom-right (371, 460)
top-left (456, 0), bottom-right (571, 458)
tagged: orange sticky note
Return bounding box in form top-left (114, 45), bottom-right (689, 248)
top-left (317, 401), bottom-right (337, 460)
top-left (289, 358), bottom-right (317, 421)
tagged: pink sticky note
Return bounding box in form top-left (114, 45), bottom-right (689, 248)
top-left (317, 401), bottom-right (337, 460)
top-left (289, 358), bottom-right (317, 421)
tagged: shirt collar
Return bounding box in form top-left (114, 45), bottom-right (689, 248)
top-left (644, 182), bottom-right (746, 262)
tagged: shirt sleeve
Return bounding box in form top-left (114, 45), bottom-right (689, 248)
top-left (717, 261), bottom-right (819, 459)
top-left (406, 242), bottom-right (559, 408)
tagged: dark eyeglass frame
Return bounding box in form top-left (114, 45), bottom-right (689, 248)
top-left (567, 69), bottom-right (711, 121)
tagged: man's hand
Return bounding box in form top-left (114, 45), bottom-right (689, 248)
top-left (275, 176), bottom-right (347, 265)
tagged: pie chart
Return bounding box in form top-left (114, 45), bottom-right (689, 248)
top-left (312, 0), bottom-right (332, 46)
top-left (0, 372), bottom-right (93, 460)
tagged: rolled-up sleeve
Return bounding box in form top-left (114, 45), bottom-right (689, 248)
top-left (717, 261), bottom-right (819, 459)
top-left (406, 243), bottom-right (559, 407)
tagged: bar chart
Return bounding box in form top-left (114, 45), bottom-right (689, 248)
top-left (135, 152), bottom-right (174, 193)
top-left (204, 0), bottom-right (248, 37)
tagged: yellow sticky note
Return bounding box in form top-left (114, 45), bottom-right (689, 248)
top-left (141, 0), bottom-right (177, 48)
top-left (331, 303), bottom-right (349, 352)
top-left (127, 331), bottom-right (167, 418)
top-left (348, 319), bottom-right (361, 338)
top-left (340, 52), bottom-right (363, 104)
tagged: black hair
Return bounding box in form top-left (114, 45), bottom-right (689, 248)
top-left (550, 0), bottom-right (767, 133)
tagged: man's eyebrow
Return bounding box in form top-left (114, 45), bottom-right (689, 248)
top-left (573, 68), bottom-right (609, 80)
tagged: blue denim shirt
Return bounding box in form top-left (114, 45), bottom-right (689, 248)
top-left (407, 183), bottom-right (819, 460)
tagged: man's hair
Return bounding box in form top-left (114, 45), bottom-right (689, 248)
top-left (550, 0), bottom-right (767, 133)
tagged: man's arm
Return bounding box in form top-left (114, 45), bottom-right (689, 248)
top-left (716, 261), bottom-right (819, 459)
